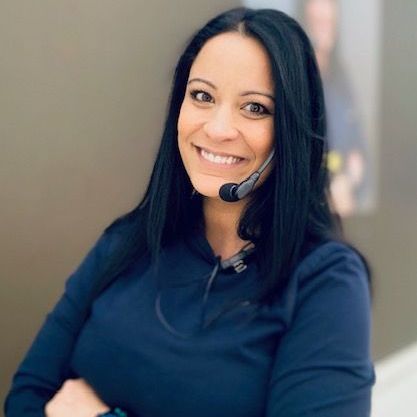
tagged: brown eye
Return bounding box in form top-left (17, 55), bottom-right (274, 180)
top-left (190, 90), bottom-right (213, 103)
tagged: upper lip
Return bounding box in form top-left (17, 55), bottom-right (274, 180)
top-left (194, 145), bottom-right (245, 160)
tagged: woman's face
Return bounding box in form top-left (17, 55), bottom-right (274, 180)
top-left (177, 32), bottom-right (275, 200)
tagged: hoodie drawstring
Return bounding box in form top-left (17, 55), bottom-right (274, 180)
top-left (155, 257), bottom-right (221, 339)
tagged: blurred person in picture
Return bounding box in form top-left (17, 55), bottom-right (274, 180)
top-left (297, 0), bottom-right (371, 217)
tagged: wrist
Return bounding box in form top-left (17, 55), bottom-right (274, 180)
top-left (96, 406), bottom-right (128, 417)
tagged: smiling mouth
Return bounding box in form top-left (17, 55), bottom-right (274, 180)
top-left (195, 146), bottom-right (245, 165)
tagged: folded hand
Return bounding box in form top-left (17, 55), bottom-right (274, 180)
top-left (45, 378), bottom-right (110, 417)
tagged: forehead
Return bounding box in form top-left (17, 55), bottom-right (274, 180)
top-left (189, 32), bottom-right (274, 91)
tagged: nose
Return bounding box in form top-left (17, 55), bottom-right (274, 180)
top-left (202, 106), bottom-right (239, 142)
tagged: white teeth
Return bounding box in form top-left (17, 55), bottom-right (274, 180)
top-left (200, 148), bottom-right (241, 165)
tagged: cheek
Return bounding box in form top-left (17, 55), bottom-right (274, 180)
top-left (177, 103), bottom-right (198, 170)
top-left (177, 103), bottom-right (187, 142)
top-left (248, 122), bottom-right (274, 158)
top-left (177, 100), bottom-right (201, 141)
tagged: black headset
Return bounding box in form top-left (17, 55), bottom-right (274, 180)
top-left (219, 149), bottom-right (275, 202)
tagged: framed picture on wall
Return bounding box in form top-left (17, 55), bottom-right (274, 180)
top-left (245, 0), bottom-right (381, 217)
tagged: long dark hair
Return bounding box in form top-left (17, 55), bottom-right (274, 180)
top-left (94, 7), bottom-right (344, 308)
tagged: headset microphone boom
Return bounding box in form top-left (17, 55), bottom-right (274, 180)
top-left (219, 149), bottom-right (275, 202)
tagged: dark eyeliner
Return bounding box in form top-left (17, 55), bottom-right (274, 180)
top-left (189, 89), bottom-right (212, 102)
top-left (246, 102), bottom-right (273, 117)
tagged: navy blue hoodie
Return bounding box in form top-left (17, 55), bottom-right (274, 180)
top-left (4, 227), bottom-right (375, 417)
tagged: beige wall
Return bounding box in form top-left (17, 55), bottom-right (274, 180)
top-left (0, 0), bottom-right (239, 403)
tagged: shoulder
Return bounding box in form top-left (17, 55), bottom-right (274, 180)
top-left (295, 240), bottom-right (368, 281)
top-left (287, 240), bottom-right (371, 314)
top-left (84, 225), bottom-right (126, 265)
top-left (97, 211), bottom-right (140, 258)
top-left (66, 218), bottom-right (130, 283)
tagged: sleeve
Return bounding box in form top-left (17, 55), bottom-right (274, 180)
top-left (3, 229), bottom-right (118, 417)
top-left (265, 244), bottom-right (376, 417)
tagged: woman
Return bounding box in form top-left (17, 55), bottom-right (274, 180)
top-left (4, 7), bottom-right (375, 417)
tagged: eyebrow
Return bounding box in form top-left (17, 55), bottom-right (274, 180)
top-left (187, 77), bottom-right (275, 102)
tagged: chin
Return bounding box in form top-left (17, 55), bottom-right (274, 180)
top-left (191, 178), bottom-right (226, 199)
top-left (193, 185), bottom-right (220, 199)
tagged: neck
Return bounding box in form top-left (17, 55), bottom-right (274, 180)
top-left (203, 196), bottom-right (251, 260)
